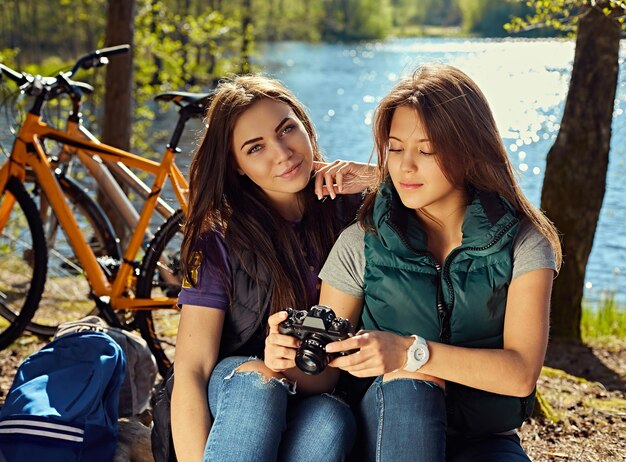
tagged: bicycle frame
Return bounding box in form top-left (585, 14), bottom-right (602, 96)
top-left (59, 119), bottom-right (176, 226)
top-left (0, 111), bottom-right (188, 311)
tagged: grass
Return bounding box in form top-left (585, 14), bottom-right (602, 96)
top-left (581, 294), bottom-right (626, 342)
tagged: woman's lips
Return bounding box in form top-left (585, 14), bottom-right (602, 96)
top-left (278, 161), bottom-right (303, 178)
top-left (399, 182), bottom-right (423, 190)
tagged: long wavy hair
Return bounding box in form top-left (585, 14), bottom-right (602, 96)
top-left (181, 75), bottom-right (339, 312)
top-left (360, 64), bottom-right (562, 268)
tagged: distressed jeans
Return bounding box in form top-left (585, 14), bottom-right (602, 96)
top-left (203, 356), bottom-right (356, 462)
top-left (357, 377), bottom-right (447, 462)
top-left (356, 376), bottom-right (530, 462)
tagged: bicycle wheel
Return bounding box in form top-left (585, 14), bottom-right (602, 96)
top-left (135, 210), bottom-right (184, 376)
top-left (0, 177), bottom-right (47, 349)
top-left (24, 174), bottom-right (122, 337)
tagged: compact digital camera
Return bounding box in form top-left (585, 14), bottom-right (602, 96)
top-left (278, 305), bottom-right (355, 375)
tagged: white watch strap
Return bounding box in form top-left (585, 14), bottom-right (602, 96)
top-left (403, 334), bottom-right (429, 372)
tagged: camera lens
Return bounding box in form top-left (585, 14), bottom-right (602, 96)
top-left (295, 335), bottom-right (329, 375)
top-left (296, 353), bottom-right (324, 375)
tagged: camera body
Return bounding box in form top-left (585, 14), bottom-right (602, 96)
top-left (278, 305), bottom-right (354, 375)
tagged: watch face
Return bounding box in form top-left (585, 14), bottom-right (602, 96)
top-left (414, 348), bottom-right (426, 362)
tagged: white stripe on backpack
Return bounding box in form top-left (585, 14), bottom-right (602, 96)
top-left (0, 418), bottom-right (84, 435)
top-left (0, 428), bottom-right (84, 442)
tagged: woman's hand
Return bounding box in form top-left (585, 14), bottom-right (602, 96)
top-left (326, 330), bottom-right (412, 377)
top-left (312, 160), bottom-right (376, 199)
top-left (264, 311), bottom-right (301, 372)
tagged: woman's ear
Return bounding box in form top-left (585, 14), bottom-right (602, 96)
top-left (237, 168), bottom-right (245, 176)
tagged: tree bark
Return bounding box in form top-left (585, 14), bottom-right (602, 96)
top-left (101, 0), bottom-right (135, 243)
top-left (240, 0), bottom-right (252, 73)
top-left (540, 5), bottom-right (621, 341)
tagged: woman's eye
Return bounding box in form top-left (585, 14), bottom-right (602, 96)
top-left (419, 149), bottom-right (435, 156)
top-left (248, 144), bottom-right (262, 154)
top-left (281, 124), bottom-right (295, 135)
top-left (388, 146), bottom-right (402, 152)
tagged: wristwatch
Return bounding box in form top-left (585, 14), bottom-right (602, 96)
top-left (403, 335), bottom-right (430, 372)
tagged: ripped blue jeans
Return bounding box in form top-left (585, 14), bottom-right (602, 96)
top-left (203, 356), bottom-right (356, 462)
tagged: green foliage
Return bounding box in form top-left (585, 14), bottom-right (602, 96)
top-left (0, 49), bottom-right (19, 66)
top-left (393, 0), bottom-right (461, 28)
top-left (458, 0), bottom-right (531, 36)
top-left (321, 0), bottom-right (394, 40)
top-left (581, 294), bottom-right (626, 341)
top-left (505, 0), bottom-right (626, 35)
top-left (0, 0), bottom-right (262, 154)
top-left (254, 0), bottom-right (325, 42)
top-left (132, 0), bottom-right (247, 154)
top-left (348, 0), bottom-right (393, 39)
top-left (0, 0), bottom-right (107, 65)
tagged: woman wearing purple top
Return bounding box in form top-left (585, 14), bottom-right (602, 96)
top-left (173, 75), bottom-right (371, 462)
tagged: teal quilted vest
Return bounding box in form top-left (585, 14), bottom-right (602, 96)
top-left (363, 182), bottom-right (534, 436)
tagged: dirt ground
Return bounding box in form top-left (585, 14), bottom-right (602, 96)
top-left (1, 335), bottom-right (624, 461)
top-left (520, 339), bottom-right (626, 461)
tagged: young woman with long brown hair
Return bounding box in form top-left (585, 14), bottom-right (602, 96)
top-left (314, 64), bottom-right (562, 461)
top-left (172, 75), bottom-right (371, 462)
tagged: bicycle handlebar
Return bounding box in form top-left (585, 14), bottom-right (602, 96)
top-left (0, 63), bottom-right (29, 86)
top-left (70, 44), bottom-right (130, 75)
top-left (0, 44), bottom-right (129, 102)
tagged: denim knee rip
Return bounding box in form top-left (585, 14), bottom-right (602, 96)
top-left (225, 359), bottom-right (297, 395)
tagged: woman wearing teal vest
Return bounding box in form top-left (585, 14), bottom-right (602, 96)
top-left (317, 64), bottom-right (562, 461)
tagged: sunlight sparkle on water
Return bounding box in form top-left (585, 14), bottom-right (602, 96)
top-left (256, 37), bottom-right (626, 302)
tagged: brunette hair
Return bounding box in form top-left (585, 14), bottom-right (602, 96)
top-left (181, 75), bottom-right (338, 312)
top-left (360, 64), bottom-right (562, 268)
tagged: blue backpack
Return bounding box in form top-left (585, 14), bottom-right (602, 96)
top-left (0, 330), bottom-right (126, 462)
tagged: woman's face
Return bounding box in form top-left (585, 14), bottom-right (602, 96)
top-left (386, 105), bottom-right (461, 214)
top-left (231, 99), bottom-right (314, 209)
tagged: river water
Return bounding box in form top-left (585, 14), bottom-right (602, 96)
top-left (255, 38), bottom-right (626, 304)
top-left (1, 38), bottom-right (623, 304)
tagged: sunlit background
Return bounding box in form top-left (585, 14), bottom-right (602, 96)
top-left (257, 37), bottom-right (626, 304)
top-left (1, 37), bottom-right (624, 305)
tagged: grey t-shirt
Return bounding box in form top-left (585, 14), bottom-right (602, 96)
top-left (319, 219), bottom-right (557, 298)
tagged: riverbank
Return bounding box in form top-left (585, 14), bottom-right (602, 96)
top-left (1, 335), bottom-right (624, 460)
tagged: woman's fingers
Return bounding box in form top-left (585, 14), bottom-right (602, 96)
top-left (324, 170), bottom-right (338, 199)
top-left (266, 332), bottom-right (300, 349)
top-left (312, 160), bottom-right (376, 198)
top-left (267, 310), bottom-right (289, 333)
top-left (313, 160), bottom-right (339, 199)
top-left (327, 331), bottom-right (409, 376)
top-left (265, 312), bottom-right (301, 371)
top-left (326, 331), bottom-right (370, 353)
top-left (264, 334), bottom-right (299, 371)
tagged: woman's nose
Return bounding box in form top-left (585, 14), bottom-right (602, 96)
top-left (400, 149), bottom-right (418, 172)
top-left (273, 141), bottom-right (293, 162)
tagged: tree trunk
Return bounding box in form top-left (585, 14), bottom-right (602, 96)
top-left (150, 0), bottom-right (163, 85)
top-left (540, 5), bottom-right (621, 341)
top-left (240, 0), bottom-right (252, 73)
top-left (101, 0), bottom-right (135, 244)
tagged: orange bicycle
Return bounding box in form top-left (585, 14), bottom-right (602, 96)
top-left (0, 46), bottom-right (209, 375)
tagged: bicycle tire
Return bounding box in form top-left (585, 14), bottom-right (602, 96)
top-left (23, 174), bottom-right (122, 337)
top-left (135, 210), bottom-right (184, 376)
top-left (0, 177), bottom-right (47, 349)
